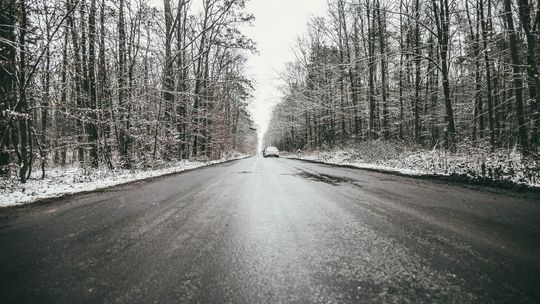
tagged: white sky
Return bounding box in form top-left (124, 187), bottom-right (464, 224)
top-left (241, 0), bottom-right (328, 140)
top-left (149, 0), bottom-right (329, 141)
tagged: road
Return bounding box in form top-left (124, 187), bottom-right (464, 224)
top-left (1, 156), bottom-right (540, 303)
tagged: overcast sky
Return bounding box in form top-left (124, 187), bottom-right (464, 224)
top-left (149, 0), bottom-right (328, 141)
top-left (241, 0), bottom-right (328, 140)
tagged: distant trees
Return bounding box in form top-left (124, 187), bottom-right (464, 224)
top-left (0, 0), bottom-right (257, 182)
top-left (265, 0), bottom-right (540, 157)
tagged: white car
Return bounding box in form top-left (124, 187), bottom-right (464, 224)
top-left (263, 146), bottom-right (280, 158)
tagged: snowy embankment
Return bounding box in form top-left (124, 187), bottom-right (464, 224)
top-left (283, 141), bottom-right (540, 189)
top-left (0, 154), bottom-right (249, 208)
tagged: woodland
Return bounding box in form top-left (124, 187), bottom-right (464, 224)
top-left (265, 0), bottom-right (540, 177)
top-left (0, 0), bottom-right (258, 183)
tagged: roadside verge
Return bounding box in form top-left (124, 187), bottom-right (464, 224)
top-left (0, 155), bottom-right (250, 208)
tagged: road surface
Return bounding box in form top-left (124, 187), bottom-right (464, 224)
top-left (1, 156), bottom-right (540, 303)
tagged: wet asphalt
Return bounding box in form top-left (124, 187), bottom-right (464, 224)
top-left (1, 156), bottom-right (540, 303)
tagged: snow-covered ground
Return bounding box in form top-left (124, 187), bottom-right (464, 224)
top-left (0, 155), bottom-right (249, 208)
top-left (283, 141), bottom-right (540, 188)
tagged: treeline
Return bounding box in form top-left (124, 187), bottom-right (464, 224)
top-left (265, 0), bottom-right (539, 157)
top-left (0, 0), bottom-right (258, 183)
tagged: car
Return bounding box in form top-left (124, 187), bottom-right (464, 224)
top-left (263, 146), bottom-right (280, 158)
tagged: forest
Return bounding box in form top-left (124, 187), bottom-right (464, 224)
top-left (264, 0), bottom-right (540, 178)
top-left (0, 0), bottom-right (258, 183)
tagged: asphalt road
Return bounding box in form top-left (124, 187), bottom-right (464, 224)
top-left (1, 156), bottom-right (540, 303)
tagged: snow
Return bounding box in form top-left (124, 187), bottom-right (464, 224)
top-left (0, 155), bottom-right (249, 208)
top-left (283, 141), bottom-right (540, 188)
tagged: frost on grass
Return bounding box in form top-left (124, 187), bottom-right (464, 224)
top-left (0, 153), bottom-right (248, 208)
top-left (285, 140), bottom-right (540, 188)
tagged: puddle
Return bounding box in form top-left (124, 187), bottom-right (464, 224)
top-left (294, 171), bottom-right (358, 187)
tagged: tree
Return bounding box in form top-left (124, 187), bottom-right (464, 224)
top-left (432, 0), bottom-right (456, 150)
top-left (17, 0), bottom-right (30, 182)
top-left (87, 0), bottom-right (99, 167)
top-left (516, 0), bottom-right (540, 147)
top-left (504, 0), bottom-right (529, 154)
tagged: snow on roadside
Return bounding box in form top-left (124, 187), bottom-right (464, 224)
top-left (283, 142), bottom-right (540, 188)
top-left (0, 155), bottom-right (248, 208)
top-left (286, 150), bottom-right (425, 176)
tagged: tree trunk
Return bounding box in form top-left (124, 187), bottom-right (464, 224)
top-left (352, 12), bottom-right (362, 139)
top-left (504, 0), bottom-right (529, 153)
top-left (176, 0), bottom-right (188, 159)
top-left (18, 0), bottom-right (29, 182)
top-left (479, 0), bottom-right (496, 149)
top-left (87, 0), bottom-right (99, 167)
top-left (67, 0), bottom-right (85, 165)
top-left (517, 0), bottom-right (540, 148)
top-left (414, 0), bottom-right (422, 143)
top-left (376, 0), bottom-right (389, 139)
top-left (162, 0), bottom-right (175, 159)
top-left (117, 0), bottom-right (129, 165)
top-left (432, 0), bottom-right (456, 151)
top-left (98, 0), bottom-right (113, 168)
top-left (366, 1), bottom-right (377, 139)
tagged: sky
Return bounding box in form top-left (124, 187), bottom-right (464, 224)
top-left (241, 0), bottom-right (328, 141)
top-left (149, 0), bottom-right (329, 143)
